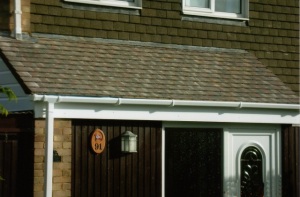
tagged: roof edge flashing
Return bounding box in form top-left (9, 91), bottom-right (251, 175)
top-left (32, 94), bottom-right (300, 110)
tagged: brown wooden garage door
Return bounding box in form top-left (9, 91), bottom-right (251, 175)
top-left (72, 119), bottom-right (162, 197)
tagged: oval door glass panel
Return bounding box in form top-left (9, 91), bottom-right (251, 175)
top-left (241, 146), bottom-right (264, 197)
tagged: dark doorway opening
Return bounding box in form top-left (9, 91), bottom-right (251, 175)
top-left (165, 128), bottom-right (223, 197)
top-left (0, 113), bottom-right (34, 197)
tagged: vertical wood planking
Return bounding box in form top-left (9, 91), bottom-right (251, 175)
top-left (294, 126), bottom-right (298, 197)
top-left (0, 114), bottom-right (34, 197)
top-left (81, 125), bottom-right (88, 196)
top-left (87, 125), bottom-right (95, 197)
top-left (282, 125), bottom-right (290, 197)
top-left (107, 123), bottom-right (114, 197)
top-left (4, 141), bottom-right (12, 196)
top-left (125, 124), bottom-right (132, 197)
top-left (144, 126), bottom-right (151, 197)
top-left (282, 125), bottom-right (300, 197)
top-left (11, 141), bottom-right (18, 197)
top-left (150, 126), bottom-right (156, 197)
top-left (113, 124), bottom-right (120, 197)
top-left (72, 120), bottom-right (162, 197)
top-left (289, 126), bottom-right (296, 196)
top-left (131, 124), bottom-right (138, 197)
top-left (156, 127), bottom-right (162, 197)
top-left (120, 124), bottom-right (126, 197)
top-left (296, 127), bottom-right (300, 197)
top-left (0, 141), bottom-right (3, 195)
top-left (97, 124), bottom-right (106, 197)
top-left (138, 124), bottom-right (145, 197)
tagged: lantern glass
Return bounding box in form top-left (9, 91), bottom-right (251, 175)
top-left (121, 131), bottom-right (137, 153)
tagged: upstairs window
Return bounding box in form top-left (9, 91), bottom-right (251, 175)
top-left (183, 0), bottom-right (248, 20)
top-left (64, 0), bottom-right (142, 9)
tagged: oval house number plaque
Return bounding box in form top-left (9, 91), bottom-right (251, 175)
top-left (90, 129), bottom-right (106, 154)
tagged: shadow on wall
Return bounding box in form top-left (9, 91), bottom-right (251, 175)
top-left (108, 135), bottom-right (122, 159)
top-left (0, 0), bottom-right (11, 32)
top-left (223, 172), bottom-right (280, 197)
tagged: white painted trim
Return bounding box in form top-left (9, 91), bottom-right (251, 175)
top-left (32, 95), bottom-right (300, 124)
top-left (44, 102), bottom-right (54, 197)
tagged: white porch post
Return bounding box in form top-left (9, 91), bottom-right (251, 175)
top-left (44, 102), bottom-right (54, 197)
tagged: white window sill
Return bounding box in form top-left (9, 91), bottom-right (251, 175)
top-left (64, 0), bottom-right (142, 10)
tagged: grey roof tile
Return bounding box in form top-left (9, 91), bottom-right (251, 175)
top-left (0, 34), bottom-right (298, 104)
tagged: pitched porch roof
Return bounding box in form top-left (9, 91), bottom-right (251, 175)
top-left (0, 34), bottom-right (298, 104)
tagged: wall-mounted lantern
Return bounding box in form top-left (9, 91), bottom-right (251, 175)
top-left (121, 131), bottom-right (137, 153)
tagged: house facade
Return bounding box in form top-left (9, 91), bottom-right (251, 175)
top-left (0, 0), bottom-right (299, 197)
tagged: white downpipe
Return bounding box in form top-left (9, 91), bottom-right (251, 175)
top-left (32, 95), bottom-right (300, 110)
top-left (44, 102), bottom-right (54, 197)
top-left (14, 0), bottom-right (22, 40)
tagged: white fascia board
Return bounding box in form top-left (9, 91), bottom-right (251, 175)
top-left (32, 95), bottom-right (300, 124)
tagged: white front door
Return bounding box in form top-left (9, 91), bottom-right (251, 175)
top-left (223, 125), bottom-right (281, 197)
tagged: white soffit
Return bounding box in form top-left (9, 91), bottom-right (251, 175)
top-left (33, 95), bottom-right (300, 124)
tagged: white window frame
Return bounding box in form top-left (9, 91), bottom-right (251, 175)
top-left (64, 0), bottom-right (142, 9)
top-left (183, 0), bottom-right (249, 20)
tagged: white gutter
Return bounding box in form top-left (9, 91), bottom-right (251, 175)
top-left (14, 0), bottom-right (22, 40)
top-left (32, 95), bottom-right (300, 110)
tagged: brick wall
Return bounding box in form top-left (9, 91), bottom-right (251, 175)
top-left (34, 119), bottom-right (72, 197)
top-left (29, 0), bottom-right (299, 94)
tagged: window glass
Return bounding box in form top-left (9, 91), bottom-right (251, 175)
top-left (215, 0), bottom-right (241, 13)
top-left (241, 146), bottom-right (264, 197)
top-left (187, 0), bottom-right (209, 8)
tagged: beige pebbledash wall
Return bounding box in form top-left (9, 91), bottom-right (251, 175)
top-left (34, 119), bottom-right (72, 197)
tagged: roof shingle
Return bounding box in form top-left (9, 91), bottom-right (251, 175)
top-left (0, 34), bottom-right (298, 104)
